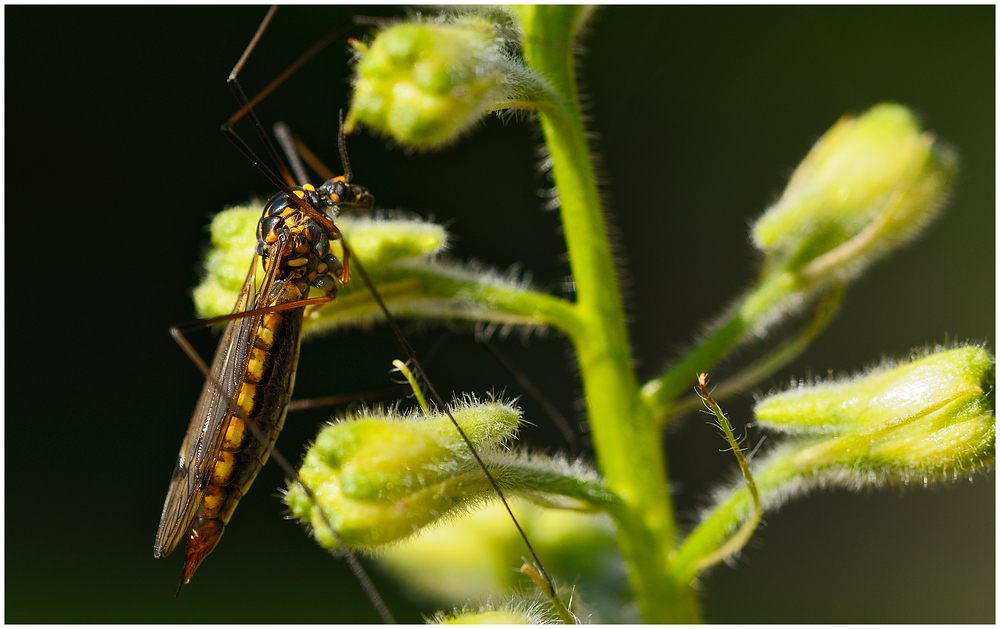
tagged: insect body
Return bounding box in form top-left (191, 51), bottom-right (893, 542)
top-left (155, 176), bottom-right (373, 590)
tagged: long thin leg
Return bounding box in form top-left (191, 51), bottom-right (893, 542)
top-left (273, 122), bottom-right (311, 187)
top-left (347, 243), bottom-right (564, 605)
top-left (479, 338), bottom-right (580, 455)
top-left (222, 6), bottom-right (296, 189)
top-left (274, 121), bottom-right (337, 182)
top-left (221, 9), bottom-right (358, 198)
top-left (286, 387), bottom-right (409, 412)
top-left (229, 77), bottom-right (297, 188)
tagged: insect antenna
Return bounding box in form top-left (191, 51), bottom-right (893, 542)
top-left (338, 110), bottom-right (354, 183)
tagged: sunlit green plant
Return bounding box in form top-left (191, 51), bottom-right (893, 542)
top-left (197, 7), bottom-right (993, 623)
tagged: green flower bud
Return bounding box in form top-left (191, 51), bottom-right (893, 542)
top-left (756, 345), bottom-right (994, 479)
top-left (346, 14), bottom-right (526, 148)
top-left (193, 204), bottom-right (262, 318)
top-left (429, 599), bottom-right (561, 625)
top-left (436, 611), bottom-right (530, 624)
top-left (683, 347), bottom-right (993, 579)
top-left (751, 103), bottom-right (956, 284)
top-left (192, 201), bottom-right (573, 337)
top-left (284, 399), bottom-right (521, 549)
top-left (375, 500), bottom-right (620, 603)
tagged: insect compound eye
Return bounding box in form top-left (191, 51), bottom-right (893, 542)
top-left (332, 180), bottom-right (349, 200)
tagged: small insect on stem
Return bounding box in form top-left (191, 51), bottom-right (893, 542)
top-left (153, 7), bottom-right (390, 619)
top-left (157, 7), bottom-right (562, 622)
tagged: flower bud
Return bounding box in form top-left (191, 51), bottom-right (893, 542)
top-left (756, 345), bottom-right (994, 479)
top-left (435, 611), bottom-right (530, 624)
top-left (375, 500), bottom-right (622, 606)
top-left (751, 103), bottom-right (956, 284)
top-left (346, 16), bottom-right (518, 148)
top-left (430, 599), bottom-right (560, 624)
top-left (284, 399), bottom-right (521, 549)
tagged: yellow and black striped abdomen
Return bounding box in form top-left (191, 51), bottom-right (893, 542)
top-left (179, 281), bottom-right (307, 583)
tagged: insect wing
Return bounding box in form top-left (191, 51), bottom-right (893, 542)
top-left (154, 261), bottom-right (262, 558)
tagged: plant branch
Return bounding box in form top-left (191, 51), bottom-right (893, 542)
top-left (515, 6), bottom-right (697, 622)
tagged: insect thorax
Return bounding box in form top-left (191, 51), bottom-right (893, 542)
top-left (256, 186), bottom-right (343, 295)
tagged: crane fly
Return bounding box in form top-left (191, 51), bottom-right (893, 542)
top-left (153, 5), bottom-right (379, 596)
top-left (154, 8), bottom-right (558, 618)
top-left (154, 174), bottom-right (374, 588)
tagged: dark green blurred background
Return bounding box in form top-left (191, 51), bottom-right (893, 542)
top-left (6, 6), bottom-right (993, 623)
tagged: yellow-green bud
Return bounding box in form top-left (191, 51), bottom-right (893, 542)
top-left (751, 103), bottom-right (956, 284)
top-left (429, 599), bottom-right (561, 625)
top-left (284, 399), bottom-right (521, 549)
top-left (346, 17), bottom-right (519, 148)
top-left (756, 345), bottom-right (994, 480)
top-left (375, 499), bottom-right (619, 603)
top-left (436, 611), bottom-right (530, 624)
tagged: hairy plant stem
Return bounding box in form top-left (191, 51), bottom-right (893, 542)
top-left (641, 271), bottom-right (816, 424)
top-left (515, 6), bottom-right (699, 622)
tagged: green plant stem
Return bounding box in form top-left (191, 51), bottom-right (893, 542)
top-left (674, 388), bottom-right (980, 582)
top-left (305, 267), bottom-right (585, 338)
top-left (672, 443), bottom-right (799, 583)
top-left (665, 285), bottom-right (845, 418)
top-left (488, 457), bottom-right (620, 509)
top-left (642, 272), bottom-right (806, 423)
top-left (642, 314), bottom-right (748, 420)
top-left (516, 6), bottom-right (698, 622)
